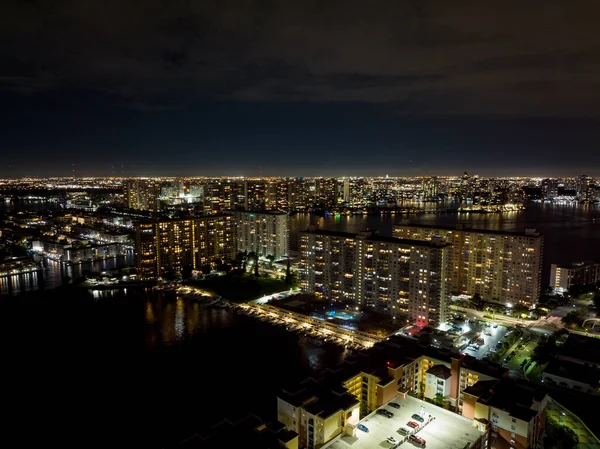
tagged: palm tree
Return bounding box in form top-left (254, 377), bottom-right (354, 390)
top-left (285, 256), bottom-right (292, 284)
top-left (266, 254), bottom-right (275, 268)
top-left (247, 251), bottom-right (259, 277)
top-left (433, 393), bottom-right (446, 407)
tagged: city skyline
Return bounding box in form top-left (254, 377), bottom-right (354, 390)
top-left (2, 2), bottom-right (599, 448)
top-left (2, 170), bottom-right (600, 180)
top-left (3, 1), bottom-right (600, 177)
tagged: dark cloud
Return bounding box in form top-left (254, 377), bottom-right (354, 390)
top-left (1, 0), bottom-right (599, 117)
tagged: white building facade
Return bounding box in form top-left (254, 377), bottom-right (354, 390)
top-left (232, 211), bottom-right (289, 260)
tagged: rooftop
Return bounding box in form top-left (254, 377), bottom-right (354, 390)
top-left (300, 228), bottom-right (452, 248)
top-left (136, 214), bottom-right (231, 225)
top-left (544, 358), bottom-right (600, 386)
top-left (559, 334), bottom-right (600, 365)
top-left (395, 223), bottom-right (543, 238)
top-left (174, 414), bottom-right (297, 449)
top-left (464, 378), bottom-right (547, 422)
top-left (552, 260), bottom-right (600, 269)
top-left (325, 395), bottom-right (483, 449)
top-left (427, 364), bottom-right (452, 380)
top-left (279, 378), bottom-right (359, 418)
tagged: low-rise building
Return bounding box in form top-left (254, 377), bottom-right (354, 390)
top-left (32, 240), bottom-right (128, 263)
top-left (278, 379), bottom-right (359, 449)
top-left (277, 336), bottom-right (509, 448)
top-left (0, 257), bottom-right (41, 276)
top-left (72, 226), bottom-right (132, 244)
top-left (176, 414), bottom-right (299, 449)
top-left (556, 333), bottom-right (600, 368)
top-left (462, 379), bottom-right (548, 449)
top-left (542, 358), bottom-right (599, 395)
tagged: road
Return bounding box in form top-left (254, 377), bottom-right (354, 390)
top-left (451, 305), bottom-right (560, 336)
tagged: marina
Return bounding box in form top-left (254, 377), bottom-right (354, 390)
top-left (152, 283), bottom-right (383, 350)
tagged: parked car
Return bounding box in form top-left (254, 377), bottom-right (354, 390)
top-left (376, 409), bottom-right (394, 418)
top-left (357, 423), bottom-right (369, 433)
top-left (388, 402), bottom-right (401, 409)
top-left (411, 413), bottom-right (425, 423)
top-left (407, 421), bottom-right (419, 429)
top-left (409, 435), bottom-right (426, 446)
top-left (398, 427), bottom-right (412, 436)
top-left (387, 436), bottom-right (398, 444)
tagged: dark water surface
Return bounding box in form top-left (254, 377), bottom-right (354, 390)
top-left (0, 288), bottom-right (348, 447)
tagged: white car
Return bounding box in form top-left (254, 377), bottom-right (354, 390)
top-left (387, 436), bottom-right (398, 444)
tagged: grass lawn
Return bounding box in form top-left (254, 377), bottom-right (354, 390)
top-left (185, 274), bottom-right (294, 303)
top-left (578, 292), bottom-right (594, 301)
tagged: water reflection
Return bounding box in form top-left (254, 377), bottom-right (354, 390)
top-left (91, 288), bottom-right (120, 301)
top-left (0, 252), bottom-right (135, 297)
top-left (0, 271), bottom-right (41, 295)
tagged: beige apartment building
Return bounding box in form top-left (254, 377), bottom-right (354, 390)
top-left (462, 379), bottom-right (548, 449)
top-left (393, 224), bottom-right (543, 307)
top-left (277, 336), bottom-right (513, 449)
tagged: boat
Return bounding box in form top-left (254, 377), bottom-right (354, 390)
top-left (203, 298), bottom-right (220, 307)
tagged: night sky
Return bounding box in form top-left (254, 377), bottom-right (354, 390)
top-left (2, 1), bottom-right (600, 177)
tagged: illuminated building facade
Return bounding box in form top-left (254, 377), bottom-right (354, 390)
top-left (134, 215), bottom-right (235, 280)
top-left (205, 179), bottom-right (245, 212)
top-left (299, 229), bottom-right (451, 325)
top-left (550, 261), bottom-right (600, 293)
top-left (341, 178), bottom-right (366, 208)
top-left (265, 179), bottom-right (292, 211)
top-left (125, 179), bottom-right (162, 211)
top-left (299, 230), bottom-right (358, 304)
top-left (232, 210), bottom-right (289, 260)
top-left (288, 178), bottom-right (313, 211)
top-left (421, 176), bottom-right (439, 201)
top-left (245, 180), bottom-right (268, 210)
top-left (393, 224), bottom-right (543, 307)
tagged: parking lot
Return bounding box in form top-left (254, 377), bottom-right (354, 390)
top-left (438, 318), bottom-right (510, 360)
top-left (325, 396), bottom-right (483, 449)
top-left (462, 322), bottom-right (509, 359)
